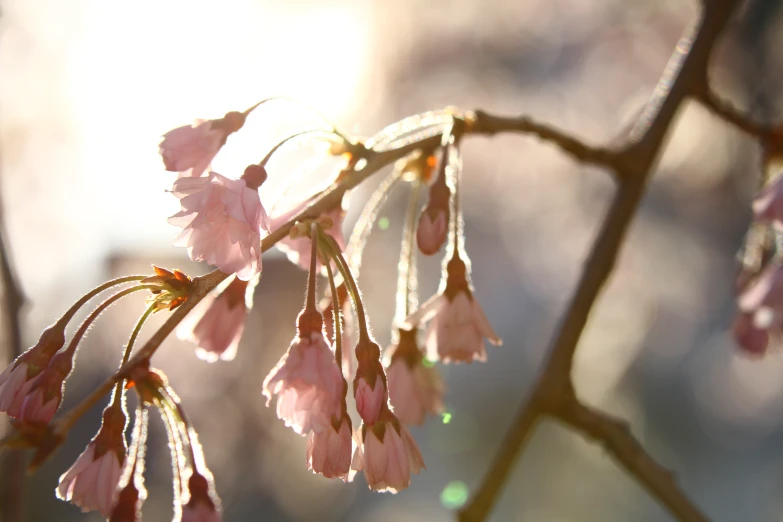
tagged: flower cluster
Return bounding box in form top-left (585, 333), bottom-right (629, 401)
top-left (0, 103), bottom-right (505, 520)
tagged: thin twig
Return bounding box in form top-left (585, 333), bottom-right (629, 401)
top-left (557, 402), bottom-right (707, 522)
top-left (695, 87), bottom-right (771, 138)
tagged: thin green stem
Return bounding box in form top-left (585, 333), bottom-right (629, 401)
top-left (323, 251), bottom-right (343, 369)
top-left (318, 229), bottom-right (369, 343)
top-left (112, 303), bottom-right (158, 407)
top-left (259, 129), bottom-right (344, 168)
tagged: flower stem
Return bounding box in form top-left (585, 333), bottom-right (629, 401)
top-left (54, 285), bottom-right (162, 433)
top-left (318, 228), bottom-right (369, 343)
top-left (305, 224), bottom-right (319, 313)
top-left (58, 275), bottom-right (148, 328)
top-left (112, 303), bottom-right (158, 407)
top-left (322, 251), bottom-right (343, 369)
top-left (345, 165), bottom-right (405, 279)
top-left (396, 180), bottom-right (422, 323)
top-left (260, 129), bottom-right (345, 168)
top-left (63, 285), bottom-right (159, 359)
top-left (244, 97), bottom-right (342, 136)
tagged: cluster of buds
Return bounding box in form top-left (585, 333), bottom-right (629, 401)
top-left (0, 103), bottom-right (504, 520)
top-left (733, 132), bottom-right (783, 355)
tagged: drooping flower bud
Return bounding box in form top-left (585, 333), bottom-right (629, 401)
top-left (385, 328), bottom-right (445, 425)
top-left (57, 402), bottom-right (127, 516)
top-left (416, 148), bottom-right (450, 256)
top-left (262, 310), bottom-right (344, 435)
top-left (350, 407), bottom-right (424, 493)
top-left (404, 256), bottom-right (501, 363)
top-left (307, 413), bottom-right (353, 481)
top-left (19, 349), bottom-right (77, 424)
top-left (160, 111), bottom-right (248, 178)
top-left (353, 338), bottom-right (387, 425)
top-left (178, 277), bottom-right (250, 362)
top-left (0, 324), bottom-right (66, 417)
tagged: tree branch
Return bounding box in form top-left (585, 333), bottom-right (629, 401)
top-left (557, 401), bottom-right (707, 522)
top-left (469, 111), bottom-right (619, 171)
top-left (460, 2), bottom-right (741, 521)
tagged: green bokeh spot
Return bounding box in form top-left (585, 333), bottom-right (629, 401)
top-left (422, 358), bottom-right (435, 368)
top-left (442, 412), bottom-right (452, 424)
top-left (440, 481), bottom-right (469, 509)
top-left (378, 217), bottom-right (390, 230)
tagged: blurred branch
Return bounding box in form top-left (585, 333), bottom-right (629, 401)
top-left (0, 189), bottom-right (26, 518)
top-left (460, 2), bottom-right (742, 521)
top-left (694, 86), bottom-right (772, 138)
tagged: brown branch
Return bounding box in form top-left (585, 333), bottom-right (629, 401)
top-left (694, 87), bottom-right (771, 138)
top-left (469, 111), bottom-right (619, 172)
top-left (460, 1), bottom-right (741, 521)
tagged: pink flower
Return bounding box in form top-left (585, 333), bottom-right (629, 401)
top-left (416, 209), bottom-right (448, 256)
top-left (405, 257), bottom-right (501, 363)
top-left (181, 472), bottom-right (221, 522)
top-left (354, 376), bottom-right (385, 425)
top-left (178, 277), bottom-right (250, 362)
top-left (386, 330), bottom-right (444, 425)
top-left (270, 198), bottom-right (346, 271)
top-left (169, 171), bottom-right (270, 280)
top-left (350, 409), bottom-right (424, 493)
top-left (263, 328), bottom-right (344, 435)
top-left (753, 174), bottom-right (783, 229)
top-left (0, 324), bottom-right (65, 417)
top-left (57, 405), bottom-right (127, 516)
top-left (307, 414), bottom-right (353, 480)
top-left (160, 111), bottom-right (247, 178)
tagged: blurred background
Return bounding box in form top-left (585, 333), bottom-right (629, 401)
top-left (1, 0), bottom-right (782, 520)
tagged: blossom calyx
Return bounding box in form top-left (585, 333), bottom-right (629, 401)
top-left (143, 266), bottom-right (192, 311)
top-left (126, 364), bottom-right (167, 405)
top-left (181, 471), bottom-right (221, 522)
top-left (240, 164), bottom-right (268, 190)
